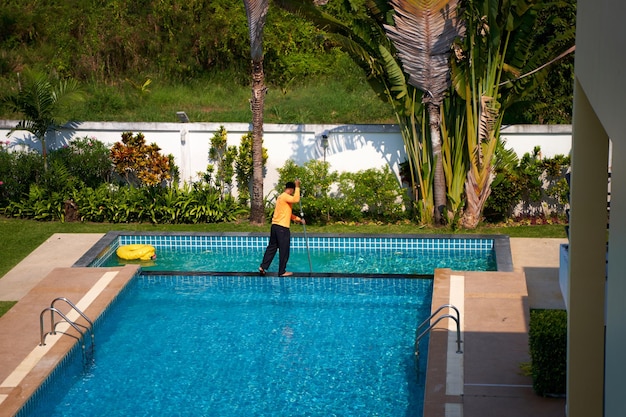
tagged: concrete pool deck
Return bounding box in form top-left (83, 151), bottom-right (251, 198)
top-left (0, 233), bottom-right (568, 417)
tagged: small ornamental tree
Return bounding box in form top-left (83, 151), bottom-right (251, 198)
top-left (2, 71), bottom-right (83, 171)
top-left (235, 132), bottom-right (267, 205)
top-left (110, 132), bottom-right (171, 187)
top-left (208, 126), bottom-right (238, 198)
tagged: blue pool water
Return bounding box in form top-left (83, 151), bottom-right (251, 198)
top-left (22, 275), bottom-right (433, 417)
top-left (20, 233), bottom-right (510, 417)
top-left (86, 233), bottom-right (499, 274)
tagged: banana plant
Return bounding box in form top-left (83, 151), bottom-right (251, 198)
top-left (441, 95), bottom-right (467, 225)
top-left (379, 44), bottom-right (434, 223)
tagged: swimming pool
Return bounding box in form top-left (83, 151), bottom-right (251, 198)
top-left (76, 232), bottom-right (512, 274)
top-left (20, 275), bottom-right (432, 417)
top-left (17, 233), bottom-right (512, 416)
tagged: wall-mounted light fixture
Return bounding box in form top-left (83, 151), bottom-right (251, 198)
top-left (176, 111), bottom-right (190, 123)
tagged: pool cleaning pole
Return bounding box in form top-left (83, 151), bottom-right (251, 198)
top-left (298, 198), bottom-right (313, 274)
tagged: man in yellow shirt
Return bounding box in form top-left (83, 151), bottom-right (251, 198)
top-left (259, 179), bottom-right (305, 277)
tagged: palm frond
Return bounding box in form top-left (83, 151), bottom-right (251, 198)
top-left (384, 0), bottom-right (465, 104)
top-left (242, 0), bottom-right (269, 61)
top-left (379, 44), bottom-right (408, 100)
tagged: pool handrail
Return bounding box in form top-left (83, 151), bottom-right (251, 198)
top-left (415, 303), bottom-right (463, 358)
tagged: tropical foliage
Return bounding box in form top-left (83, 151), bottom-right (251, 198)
top-left (2, 71), bottom-right (83, 170)
top-left (110, 132), bottom-right (173, 187)
top-left (485, 146), bottom-right (570, 222)
top-left (384, 0), bottom-right (465, 224)
top-left (0, 0), bottom-right (576, 228)
top-left (503, 0), bottom-right (576, 124)
top-left (278, 0), bottom-right (574, 228)
top-left (0, 0), bottom-right (574, 125)
top-left (275, 159), bottom-right (406, 224)
top-left (449, 0), bottom-right (574, 227)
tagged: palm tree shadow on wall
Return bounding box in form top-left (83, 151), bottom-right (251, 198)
top-left (289, 124), bottom-right (406, 180)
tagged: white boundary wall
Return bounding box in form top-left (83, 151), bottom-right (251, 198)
top-left (0, 121), bottom-right (571, 194)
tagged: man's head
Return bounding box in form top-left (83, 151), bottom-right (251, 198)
top-left (285, 181), bottom-right (296, 196)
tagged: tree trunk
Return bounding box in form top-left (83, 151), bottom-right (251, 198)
top-left (249, 59), bottom-right (267, 225)
top-left (41, 135), bottom-right (48, 171)
top-left (462, 167), bottom-right (493, 229)
top-left (427, 102), bottom-right (446, 224)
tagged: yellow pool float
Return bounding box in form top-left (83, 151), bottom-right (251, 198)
top-left (116, 244), bottom-right (156, 261)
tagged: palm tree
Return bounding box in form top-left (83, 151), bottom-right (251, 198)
top-left (243, 0), bottom-right (270, 225)
top-left (276, 0), bottom-right (436, 223)
top-left (384, 0), bottom-right (465, 224)
top-left (3, 71), bottom-right (82, 171)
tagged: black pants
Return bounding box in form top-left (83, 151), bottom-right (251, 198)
top-left (260, 224), bottom-right (291, 275)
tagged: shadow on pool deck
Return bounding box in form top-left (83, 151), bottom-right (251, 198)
top-left (0, 234), bottom-right (568, 417)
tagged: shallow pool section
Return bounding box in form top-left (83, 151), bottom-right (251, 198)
top-left (20, 275), bottom-right (433, 417)
top-left (76, 232), bottom-right (512, 274)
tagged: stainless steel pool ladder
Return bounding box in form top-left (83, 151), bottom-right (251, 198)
top-left (414, 304), bottom-right (462, 359)
top-left (39, 297), bottom-right (95, 357)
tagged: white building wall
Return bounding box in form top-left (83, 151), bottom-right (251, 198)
top-left (500, 124), bottom-right (572, 159)
top-left (0, 121), bottom-right (572, 195)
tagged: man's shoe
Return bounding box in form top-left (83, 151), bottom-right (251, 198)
top-left (279, 271), bottom-right (293, 277)
top-left (258, 267), bottom-right (266, 276)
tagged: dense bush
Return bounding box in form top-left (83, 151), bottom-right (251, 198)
top-left (275, 159), bottom-right (339, 224)
top-left (0, 0), bottom-right (575, 125)
top-left (0, 136), bottom-right (112, 208)
top-left (485, 146), bottom-right (570, 223)
top-left (0, 142), bottom-right (42, 207)
top-left (529, 309), bottom-right (567, 396)
top-left (49, 136), bottom-right (113, 188)
top-left (2, 134), bottom-right (569, 226)
top-left (275, 160), bottom-right (407, 224)
top-left (4, 183), bottom-right (245, 223)
top-left (0, 0), bottom-right (336, 86)
top-left (337, 167), bottom-right (407, 222)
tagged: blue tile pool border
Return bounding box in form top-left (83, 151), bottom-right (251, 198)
top-left (74, 232), bottom-right (513, 272)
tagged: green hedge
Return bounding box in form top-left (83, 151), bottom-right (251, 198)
top-left (529, 309), bottom-right (567, 396)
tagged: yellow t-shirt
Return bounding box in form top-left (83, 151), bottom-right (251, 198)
top-left (272, 187), bottom-right (301, 228)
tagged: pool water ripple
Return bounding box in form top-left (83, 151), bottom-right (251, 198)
top-left (26, 276), bottom-right (432, 417)
top-left (100, 247), bottom-right (495, 274)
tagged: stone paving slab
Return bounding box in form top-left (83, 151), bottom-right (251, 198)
top-left (423, 266), bottom-right (566, 417)
top-left (0, 234), bottom-right (569, 417)
top-left (0, 265), bottom-right (138, 417)
top-left (0, 234), bottom-right (105, 301)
